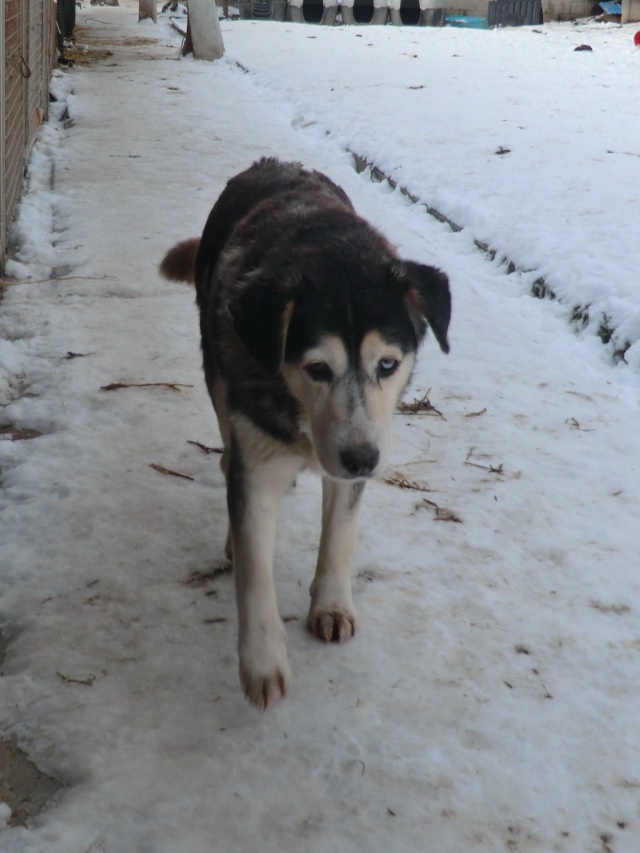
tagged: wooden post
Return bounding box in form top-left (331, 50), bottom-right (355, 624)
top-left (138, 0), bottom-right (158, 22)
top-left (183, 0), bottom-right (224, 60)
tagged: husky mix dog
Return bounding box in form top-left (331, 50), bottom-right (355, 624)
top-left (161, 158), bottom-right (451, 709)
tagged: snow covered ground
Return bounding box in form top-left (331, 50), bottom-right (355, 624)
top-left (1, 4), bottom-right (640, 851)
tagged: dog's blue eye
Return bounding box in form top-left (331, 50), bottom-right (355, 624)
top-left (377, 358), bottom-right (400, 379)
top-left (305, 362), bottom-right (333, 383)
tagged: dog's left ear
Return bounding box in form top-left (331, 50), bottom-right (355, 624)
top-left (395, 261), bottom-right (451, 354)
top-left (230, 272), bottom-right (296, 375)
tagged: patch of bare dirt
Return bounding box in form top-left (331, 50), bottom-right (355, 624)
top-left (0, 424), bottom-right (43, 441)
top-left (0, 634), bottom-right (63, 826)
top-left (0, 740), bottom-right (64, 827)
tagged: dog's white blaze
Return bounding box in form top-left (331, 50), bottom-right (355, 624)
top-left (284, 332), bottom-right (415, 479)
top-left (358, 331), bottom-right (415, 473)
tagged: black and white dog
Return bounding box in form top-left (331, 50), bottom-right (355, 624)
top-left (161, 158), bottom-right (451, 709)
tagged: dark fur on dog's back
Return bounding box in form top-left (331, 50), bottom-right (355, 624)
top-left (194, 159), bottom-right (354, 302)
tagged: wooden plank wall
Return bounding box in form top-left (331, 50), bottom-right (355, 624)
top-left (2, 0), bottom-right (56, 272)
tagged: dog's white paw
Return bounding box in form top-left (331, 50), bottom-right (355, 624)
top-left (307, 607), bottom-right (356, 643)
top-left (238, 626), bottom-right (291, 710)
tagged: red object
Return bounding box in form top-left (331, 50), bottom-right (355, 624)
top-left (634, 30), bottom-right (640, 46)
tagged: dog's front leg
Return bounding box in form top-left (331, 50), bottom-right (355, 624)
top-left (307, 478), bottom-right (366, 643)
top-left (228, 441), bottom-right (303, 710)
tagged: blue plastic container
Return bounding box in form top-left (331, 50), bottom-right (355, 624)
top-left (445, 14), bottom-right (489, 27)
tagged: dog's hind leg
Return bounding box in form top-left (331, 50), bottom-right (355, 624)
top-left (307, 478), bottom-right (365, 643)
top-left (227, 428), bottom-right (304, 709)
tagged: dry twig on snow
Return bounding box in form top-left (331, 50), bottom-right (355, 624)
top-left (418, 498), bottom-right (463, 523)
top-left (101, 381), bottom-right (193, 392)
top-left (188, 440), bottom-right (223, 454)
top-left (397, 390), bottom-right (445, 419)
top-left (382, 473), bottom-right (432, 493)
top-left (149, 463), bottom-right (194, 481)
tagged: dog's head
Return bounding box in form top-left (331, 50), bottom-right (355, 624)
top-left (229, 246), bottom-right (450, 481)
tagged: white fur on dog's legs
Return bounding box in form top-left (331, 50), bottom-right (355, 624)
top-left (307, 478), bottom-right (365, 643)
top-left (228, 440), bottom-right (304, 710)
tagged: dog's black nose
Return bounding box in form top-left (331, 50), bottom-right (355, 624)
top-left (340, 445), bottom-right (380, 478)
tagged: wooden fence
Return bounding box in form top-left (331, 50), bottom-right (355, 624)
top-left (1, 0), bottom-right (57, 271)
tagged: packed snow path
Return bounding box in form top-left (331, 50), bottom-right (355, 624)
top-left (1, 5), bottom-right (640, 852)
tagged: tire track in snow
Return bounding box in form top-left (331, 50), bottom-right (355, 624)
top-left (230, 58), bottom-right (629, 364)
top-left (346, 150), bottom-right (628, 363)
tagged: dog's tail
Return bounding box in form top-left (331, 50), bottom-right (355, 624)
top-left (159, 238), bottom-right (200, 285)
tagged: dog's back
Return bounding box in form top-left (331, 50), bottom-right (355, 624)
top-left (160, 158), bottom-right (353, 294)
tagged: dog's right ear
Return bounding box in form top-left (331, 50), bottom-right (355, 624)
top-left (230, 271), bottom-right (296, 376)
